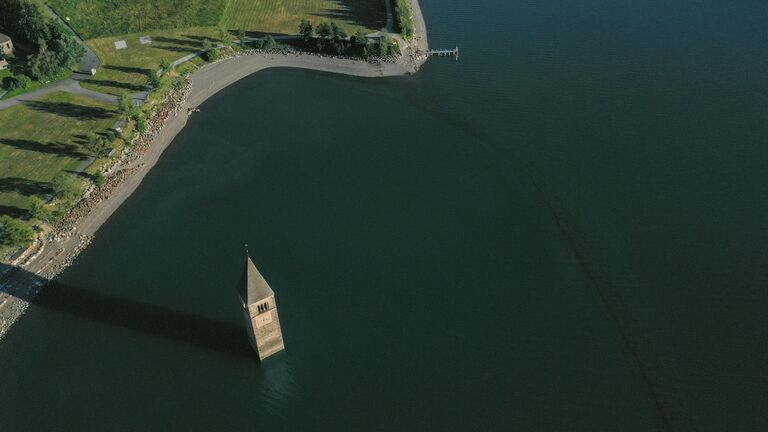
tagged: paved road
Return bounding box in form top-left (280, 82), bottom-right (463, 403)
top-left (0, 76), bottom-right (117, 110)
top-left (42, 4), bottom-right (100, 74)
top-left (0, 2), bottom-right (113, 111)
top-left (0, 1), bottom-right (404, 112)
top-left (0, 4), bottom-right (112, 111)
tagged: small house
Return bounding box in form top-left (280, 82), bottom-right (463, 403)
top-left (0, 34), bottom-right (13, 56)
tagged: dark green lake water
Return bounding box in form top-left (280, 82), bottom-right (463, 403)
top-left (2, 1), bottom-right (767, 430)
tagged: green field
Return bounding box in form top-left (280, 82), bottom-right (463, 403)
top-left (66, 1), bottom-right (385, 94)
top-left (48, 0), bottom-right (385, 39)
top-left (220, 0), bottom-right (385, 35)
top-left (82, 27), bottom-right (220, 96)
top-left (0, 92), bottom-right (118, 217)
top-left (46, 0), bottom-right (226, 39)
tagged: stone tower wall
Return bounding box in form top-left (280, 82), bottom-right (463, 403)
top-left (247, 295), bottom-right (285, 360)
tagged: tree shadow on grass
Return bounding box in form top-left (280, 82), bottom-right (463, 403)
top-left (239, 31), bottom-right (294, 38)
top-left (71, 132), bottom-right (114, 146)
top-left (79, 78), bottom-right (146, 92)
top-left (24, 101), bottom-right (117, 120)
top-left (0, 263), bottom-right (255, 360)
top-left (153, 45), bottom-right (201, 54)
top-left (0, 177), bottom-right (52, 197)
top-left (311, 0), bottom-right (387, 30)
top-left (0, 138), bottom-right (87, 159)
top-left (0, 204), bottom-right (27, 218)
top-left (152, 36), bottom-right (203, 48)
top-left (102, 65), bottom-right (152, 75)
top-left (181, 34), bottom-right (217, 42)
top-left (64, 170), bottom-right (96, 181)
top-left (72, 134), bottom-right (89, 145)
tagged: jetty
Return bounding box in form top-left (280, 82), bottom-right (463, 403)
top-left (425, 46), bottom-right (459, 60)
top-left (238, 256), bottom-right (285, 360)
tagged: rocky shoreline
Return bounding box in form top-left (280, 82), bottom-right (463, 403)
top-left (0, 76), bottom-right (193, 339)
top-left (0, 0), bottom-right (430, 340)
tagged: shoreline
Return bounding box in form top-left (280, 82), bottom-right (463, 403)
top-left (0, 0), bottom-right (429, 339)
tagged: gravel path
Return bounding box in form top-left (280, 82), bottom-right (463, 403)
top-left (0, 76), bottom-right (118, 110)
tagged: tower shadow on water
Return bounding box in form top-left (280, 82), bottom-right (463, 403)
top-left (0, 263), bottom-right (255, 360)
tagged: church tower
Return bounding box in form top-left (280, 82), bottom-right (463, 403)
top-left (239, 256), bottom-right (285, 360)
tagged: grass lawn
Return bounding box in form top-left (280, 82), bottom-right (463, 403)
top-left (221, 0), bottom-right (386, 35)
top-left (82, 27), bottom-right (221, 96)
top-left (55, 1), bottom-right (385, 95)
top-left (46, 0), bottom-right (226, 39)
top-left (0, 92), bottom-right (118, 217)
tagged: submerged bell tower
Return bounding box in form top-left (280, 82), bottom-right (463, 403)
top-left (238, 255), bottom-right (285, 360)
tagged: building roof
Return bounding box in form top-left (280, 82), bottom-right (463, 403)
top-left (238, 256), bottom-right (274, 305)
top-left (0, 34), bottom-right (10, 43)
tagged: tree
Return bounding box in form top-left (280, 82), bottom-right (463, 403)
top-left (48, 25), bottom-right (85, 71)
top-left (118, 94), bottom-right (133, 118)
top-left (363, 42), bottom-right (376, 59)
top-left (51, 173), bottom-right (82, 202)
top-left (264, 35), bottom-right (276, 50)
top-left (159, 58), bottom-right (171, 74)
top-left (334, 26), bottom-right (348, 41)
top-left (148, 70), bottom-right (161, 88)
top-left (316, 22), bottom-right (332, 51)
top-left (0, 215), bottom-right (35, 248)
top-left (2, 74), bottom-right (31, 90)
top-left (351, 31), bottom-right (369, 56)
top-left (26, 26), bottom-right (85, 82)
top-left (219, 28), bottom-right (233, 46)
top-left (317, 22), bottom-right (332, 39)
top-left (28, 40), bottom-right (59, 81)
top-left (329, 22), bottom-right (342, 39)
top-left (298, 19), bottom-right (313, 45)
top-left (202, 39), bottom-right (218, 61)
top-left (135, 115), bottom-right (147, 133)
top-left (389, 41), bottom-right (401, 56)
top-left (394, 0), bottom-right (414, 39)
top-left (0, 0), bottom-right (51, 50)
top-left (84, 134), bottom-right (112, 157)
top-left (0, 1), bottom-right (84, 83)
top-left (29, 197), bottom-right (53, 222)
top-left (362, 37), bottom-right (395, 59)
top-left (93, 170), bottom-right (105, 187)
top-left (17, 74), bottom-right (32, 89)
top-left (328, 22), bottom-right (348, 54)
top-left (378, 40), bottom-right (388, 57)
top-left (238, 28), bottom-right (247, 45)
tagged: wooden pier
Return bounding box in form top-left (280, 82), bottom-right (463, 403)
top-left (425, 46), bottom-right (459, 60)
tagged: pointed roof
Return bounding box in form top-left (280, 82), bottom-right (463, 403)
top-left (238, 257), bottom-right (274, 305)
top-left (0, 34), bottom-right (10, 43)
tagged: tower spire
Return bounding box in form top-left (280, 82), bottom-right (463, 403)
top-left (238, 250), bottom-right (285, 360)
